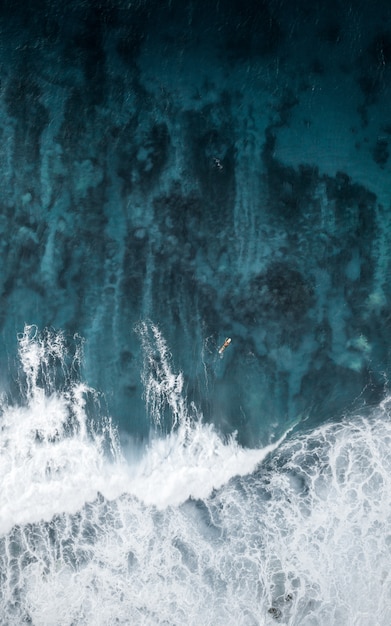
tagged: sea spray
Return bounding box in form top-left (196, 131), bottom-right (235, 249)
top-left (0, 326), bottom-right (127, 535)
top-left (136, 320), bottom-right (190, 431)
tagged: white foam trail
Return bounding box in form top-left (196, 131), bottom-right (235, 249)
top-left (137, 319), bottom-right (188, 429)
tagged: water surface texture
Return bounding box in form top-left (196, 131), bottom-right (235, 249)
top-left (1, 1), bottom-right (391, 624)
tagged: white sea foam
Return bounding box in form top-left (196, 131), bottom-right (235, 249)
top-left (1, 325), bottom-right (390, 625)
top-left (0, 324), bottom-right (282, 535)
top-left (0, 326), bottom-right (127, 535)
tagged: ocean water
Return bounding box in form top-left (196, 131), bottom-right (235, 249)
top-left (1, 0), bottom-right (391, 624)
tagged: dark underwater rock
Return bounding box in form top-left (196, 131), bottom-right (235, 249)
top-left (250, 264), bottom-right (314, 321)
top-left (373, 138), bottom-right (389, 166)
top-left (223, 0), bottom-right (282, 59)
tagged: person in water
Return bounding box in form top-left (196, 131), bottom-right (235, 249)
top-left (218, 337), bottom-right (231, 355)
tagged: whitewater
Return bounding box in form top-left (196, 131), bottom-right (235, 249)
top-left (0, 324), bottom-right (390, 626)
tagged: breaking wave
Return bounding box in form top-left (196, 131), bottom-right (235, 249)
top-left (0, 325), bottom-right (390, 625)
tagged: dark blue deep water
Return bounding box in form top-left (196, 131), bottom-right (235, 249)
top-left (1, 1), bottom-right (391, 624)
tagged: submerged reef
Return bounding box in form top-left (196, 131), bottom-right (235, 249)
top-left (0, 0), bottom-right (390, 443)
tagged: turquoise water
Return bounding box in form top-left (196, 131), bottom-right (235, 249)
top-left (1, 0), bottom-right (391, 623)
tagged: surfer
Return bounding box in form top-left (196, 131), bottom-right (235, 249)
top-left (218, 337), bottom-right (231, 355)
